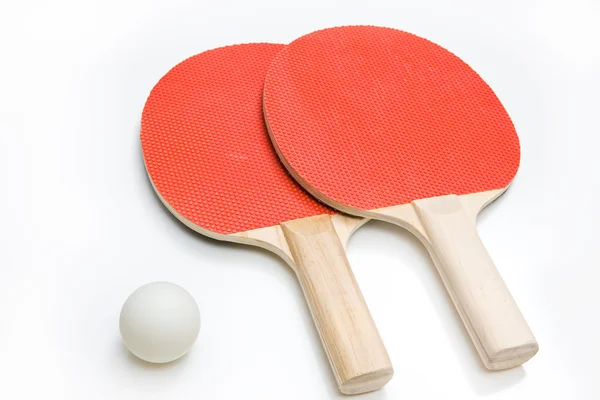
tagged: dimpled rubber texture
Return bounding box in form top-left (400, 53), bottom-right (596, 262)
top-left (141, 44), bottom-right (332, 235)
top-left (263, 26), bottom-right (521, 211)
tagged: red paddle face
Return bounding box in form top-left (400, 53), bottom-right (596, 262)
top-left (141, 44), bottom-right (332, 235)
top-left (263, 26), bottom-right (520, 211)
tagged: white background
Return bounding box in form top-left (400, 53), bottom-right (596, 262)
top-left (2, 0), bottom-right (599, 399)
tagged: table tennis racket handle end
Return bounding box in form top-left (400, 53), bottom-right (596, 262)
top-left (281, 215), bottom-right (393, 394)
top-left (413, 195), bottom-right (538, 370)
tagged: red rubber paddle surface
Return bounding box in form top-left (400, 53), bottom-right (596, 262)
top-left (263, 26), bottom-right (521, 211)
top-left (141, 44), bottom-right (332, 235)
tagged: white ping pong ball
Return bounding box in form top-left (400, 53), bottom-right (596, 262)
top-left (119, 282), bottom-right (201, 364)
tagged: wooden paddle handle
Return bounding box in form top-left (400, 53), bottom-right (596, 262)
top-left (280, 215), bottom-right (393, 394)
top-left (413, 195), bottom-right (538, 370)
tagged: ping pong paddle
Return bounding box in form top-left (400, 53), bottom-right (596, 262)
top-left (140, 43), bottom-right (392, 394)
top-left (263, 26), bottom-right (538, 370)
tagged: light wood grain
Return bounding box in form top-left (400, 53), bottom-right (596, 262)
top-left (375, 190), bottom-right (538, 370)
top-left (280, 215), bottom-right (392, 394)
top-left (236, 215), bottom-right (392, 393)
